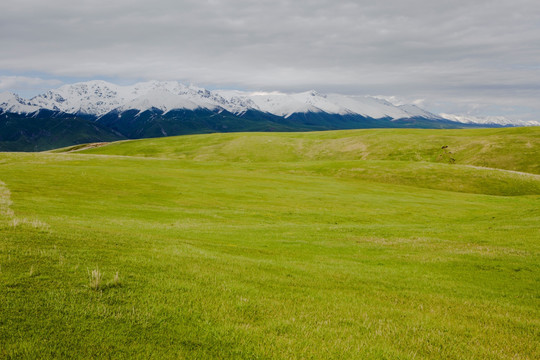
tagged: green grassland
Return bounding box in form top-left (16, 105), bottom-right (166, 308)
top-left (1, 127), bottom-right (539, 359)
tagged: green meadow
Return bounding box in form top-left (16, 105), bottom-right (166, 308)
top-left (1, 127), bottom-right (539, 359)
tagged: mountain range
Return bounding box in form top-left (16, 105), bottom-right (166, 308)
top-left (1, 80), bottom-right (538, 151)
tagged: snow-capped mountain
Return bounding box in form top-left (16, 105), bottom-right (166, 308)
top-left (23, 80), bottom-right (209, 115)
top-left (1, 80), bottom-right (536, 127)
top-left (0, 80), bottom-right (441, 120)
top-left (0, 92), bottom-right (40, 114)
top-left (7, 80), bottom-right (262, 116)
top-left (439, 113), bottom-right (540, 127)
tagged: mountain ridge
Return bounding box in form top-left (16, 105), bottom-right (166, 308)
top-left (1, 80), bottom-right (537, 152)
top-left (0, 80), bottom-right (442, 120)
top-left (2, 80), bottom-right (537, 127)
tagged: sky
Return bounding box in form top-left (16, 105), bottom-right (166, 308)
top-left (1, 0), bottom-right (539, 121)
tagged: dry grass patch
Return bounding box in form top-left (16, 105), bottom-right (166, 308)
top-left (10, 218), bottom-right (49, 230)
top-left (0, 180), bottom-right (14, 219)
top-left (88, 267), bottom-right (103, 290)
top-left (88, 267), bottom-right (121, 291)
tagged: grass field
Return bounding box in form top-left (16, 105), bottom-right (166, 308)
top-left (1, 128), bottom-right (539, 359)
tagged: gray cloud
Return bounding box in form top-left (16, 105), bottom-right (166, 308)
top-left (0, 76), bottom-right (63, 96)
top-left (1, 0), bottom-right (539, 120)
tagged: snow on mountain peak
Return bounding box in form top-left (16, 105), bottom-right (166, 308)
top-left (440, 113), bottom-right (540, 127)
top-left (398, 104), bottom-right (440, 119)
top-left (2, 80), bottom-right (535, 127)
top-left (0, 80), bottom-right (444, 119)
top-left (27, 80), bottom-right (127, 115)
top-left (0, 91), bottom-right (40, 114)
top-left (118, 87), bottom-right (222, 114)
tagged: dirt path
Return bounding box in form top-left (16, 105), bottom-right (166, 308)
top-left (66, 142), bottom-right (111, 152)
top-left (462, 164), bottom-right (540, 179)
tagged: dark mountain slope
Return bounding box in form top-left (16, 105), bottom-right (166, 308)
top-left (0, 110), bottom-right (124, 152)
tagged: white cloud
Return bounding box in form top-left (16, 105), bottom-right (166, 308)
top-left (0, 76), bottom-right (63, 92)
top-left (412, 99), bottom-right (426, 107)
top-left (0, 76), bottom-right (66, 99)
top-left (371, 96), bottom-right (407, 106)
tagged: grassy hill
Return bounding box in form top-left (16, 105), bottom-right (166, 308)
top-left (68, 127), bottom-right (540, 196)
top-left (72, 127), bottom-right (540, 174)
top-left (1, 128), bottom-right (539, 359)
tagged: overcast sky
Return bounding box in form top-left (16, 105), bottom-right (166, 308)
top-left (1, 0), bottom-right (539, 121)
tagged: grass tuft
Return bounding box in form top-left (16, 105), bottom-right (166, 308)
top-left (9, 217), bottom-right (49, 230)
top-left (109, 271), bottom-right (121, 288)
top-left (88, 267), bottom-right (103, 291)
top-left (0, 181), bottom-right (15, 222)
top-left (9, 218), bottom-right (20, 227)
